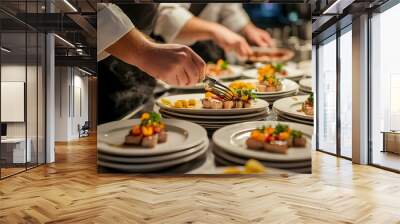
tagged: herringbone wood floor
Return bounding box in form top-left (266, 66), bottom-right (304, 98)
top-left (1, 135), bottom-right (400, 224)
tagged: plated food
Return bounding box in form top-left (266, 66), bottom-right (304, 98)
top-left (223, 159), bottom-right (267, 174)
top-left (248, 48), bottom-right (294, 63)
top-left (258, 63), bottom-right (288, 77)
top-left (257, 72), bottom-right (282, 93)
top-left (161, 98), bottom-right (197, 109)
top-left (157, 94), bottom-right (268, 116)
top-left (300, 93), bottom-right (313, 116)
top-left (225, 79), bottom-right (299, 98)
top-left (212, 121), bottom-right (312, 162)
top-left (125, 112), bottom-right (167, 148)
top-left (206, 59), bottom-right (231, 77)
top-left (200, 81), bottom-right (257, 110)
top-left (243, 64), bottom-right (305, 81)
top-left (206, 59), bottom-right (243, 80)
top-left (246, 123), bottom-right (306, 154)
top-left (202, 89), bottom-right (255, 109)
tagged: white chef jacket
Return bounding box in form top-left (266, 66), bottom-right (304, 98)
top-left (154, 3), bottom-right (250, 45)
top-left (97, 3), bottom-right (135, 61)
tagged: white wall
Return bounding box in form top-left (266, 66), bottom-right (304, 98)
top-left (54, 66), bottom-right (89, 141)
top-left (1, 63), bottom-right (46, 163)
top-left (1, 65), bottom-right (35, 138)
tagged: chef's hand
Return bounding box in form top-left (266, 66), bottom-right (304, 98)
top-left (106, 28), bottom-right (205, 86)
top-left (210, 24), bottom-right (253, 58)
top-left (143, 43), bottom-right (206, 86)
top-left (241, 23), bottom-right (274, 47)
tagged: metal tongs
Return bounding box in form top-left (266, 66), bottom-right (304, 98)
top-left (203, 76), bottom-right (235, 101)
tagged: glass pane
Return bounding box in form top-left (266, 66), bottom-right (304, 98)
top-left (1, 30), bottom-right (27, 177)
top-left (38, 32), bottom-right (45, 165)
top-left (317, 36), bottom-right (337, 154)
top-left (371, 4), bottom-right (400, 171)
top-left (339, 29), bottom-right (352, 158)
top-left (27, 31), bottom-right (38, 169)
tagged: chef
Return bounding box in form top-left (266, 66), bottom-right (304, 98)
top-left (154, 3), bottom-right (274, 61)
top-left (97, 4), bottom-right (206, 123)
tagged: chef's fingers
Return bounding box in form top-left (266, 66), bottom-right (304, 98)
top-left (240, 41), bottom-right (253, 57)
top-left (188, 48), bottom-right (206, 82)
top-left (183, 60), bottom-right (198, 86)
top-left (254, 36), bottom-right (269, 47)
top-left (260, 32), bottom-right (274, 47)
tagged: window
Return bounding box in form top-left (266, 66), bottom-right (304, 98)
top-left (317, 35), bottom-right (337, 154)
top-left (370, 2), bottom-right (400, 171)
top-left (339, 27), bottom-right (352, 158)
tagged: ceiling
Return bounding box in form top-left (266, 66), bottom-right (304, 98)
top-left (0, 0), bottom-right (96, 73)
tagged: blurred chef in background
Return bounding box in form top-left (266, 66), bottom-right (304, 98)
top-left (97, 3), bottom-right (206, 124)
top-left (154, 3), bottom-right (274, 62)
top-left (98, 4), bottom-right (205, 87)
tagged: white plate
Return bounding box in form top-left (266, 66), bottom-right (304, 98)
top-left (248, 47), bottom-right (295, 63)
top-left (98, 143), bottom-right (208, 173)
top-left (170, 82), bottom-right (204, 90)
top-left (255, 90), bottom-right (297, 99)
top-left (159, 108), bottom-right (269, 120)
top-left (255, 92), bottom-right (298, 103)
top-left (299, 78), bottom-right (312, 91)
top-left (157, 93), bottom-right (269, 115)
top-left (208, 64), bottom-right (243, 80)
top-left (273, 95), bottom-right (314, 120)
top-left (98, 140), bottom-right (208, 164)
top-left (242, 67), bottom-right (304, 80)
top-left (277, 114), bottom-right (314, 126)
top-left (212, 121), bottom-right (312, 161)
top-left (213, 147), bottom-right (311, 168)
top-left (298, 88), bottom-right (313, 94)
top-left (223, 79), bottom-right (299, 96)
top-left (160, 112), bottom-right (268, 125)
top-left (97, 119), bottom-right (207, 156)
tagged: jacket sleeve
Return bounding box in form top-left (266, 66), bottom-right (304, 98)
top-left (219, 4), bottom-right (250, 33)
top-left (97, 3), bottom-right (135, 61)
top-left (154, 3), bottom-right (194, 44)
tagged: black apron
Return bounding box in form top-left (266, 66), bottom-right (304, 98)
top-left (98, 4), bottom-right (159, 124)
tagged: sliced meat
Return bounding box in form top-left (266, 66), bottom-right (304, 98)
top-left (125, 135), bottom-right (143, 145)
top-left (244, 101), bottom-right (252, 108)
top-left (210, 99), bottom-right (223, 109)
top-left (235, 100), bottom-right (243, 108)
top-left (202, 98), bottom-right (211, 108)
top-left (158, 130), bottom-right (167, 143)
top-left (246, 138), bottom-right (264, 150)
top-left (223, 101), bottom-right (234, 109)
top-left (257, 84), bottom-right (267, 92)
top-left (141, 134), bottom-right (159, 148)
top-left (293, 137), bottom-right (306, 147)
top-left (264, 141), bottom-right (288, 154)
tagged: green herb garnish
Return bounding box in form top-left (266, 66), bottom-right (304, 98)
top-left (291, 130), bottom-right (303, 138)
top-left (308, 93), bottom-right (314, 104)
top-left (273, 123), bottom-right (289, 134)
top-left (275, 63), bottom-right (284, 72)
top-left (220, 60), bottom-right (229, 70)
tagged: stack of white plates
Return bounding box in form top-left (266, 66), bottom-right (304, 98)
top-left (156, 94), bottom-right (270, 131)
top-left (212, 121), bottom-right (312, 173)
top-left (242, 67), bottom-right (305, 82)
top-left (97, 119), bottom-right (209, 173)
top-left (299, 78), bottom-right (312, 94)
top-left (273, 95), bottom-right (314, 126)
top-left (224, 79), bottom-right (299, 103)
